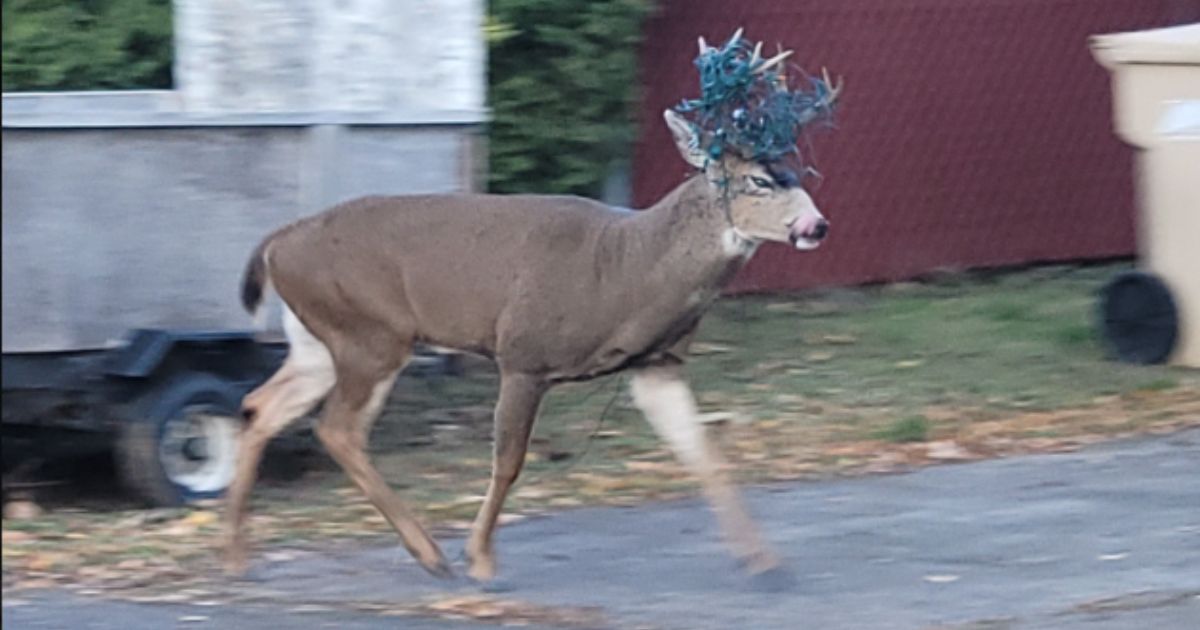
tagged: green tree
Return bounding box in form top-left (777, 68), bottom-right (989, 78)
top-left (2, 0), bottom-right (173, 91)
top-left (3, 0), bottom-right (650, 199)
top-left (487, 0), bottom-right (651, 197)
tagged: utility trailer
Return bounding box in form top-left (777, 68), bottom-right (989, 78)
top-left (3, 329), bottom-right (284, 505)
top-left (1, 0), bottom-right (486, 506)
top-left (2, 93), bottom-right (483, 506)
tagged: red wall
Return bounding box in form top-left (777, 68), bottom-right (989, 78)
top-left (633, 0), bottom-right (1190, 292)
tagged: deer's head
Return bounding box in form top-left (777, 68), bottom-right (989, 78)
top-left (665, 109), bottom-right (829, 250)
top-left (667, 30), bottom-right (841, 251)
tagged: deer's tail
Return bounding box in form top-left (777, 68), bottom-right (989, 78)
top-left (240, 237), bottom-right (272, 316)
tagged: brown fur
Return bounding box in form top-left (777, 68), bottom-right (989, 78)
top-left (251, 179), bottom-right (743, 377)
top-left (223, 117), bottom-right (828, 583)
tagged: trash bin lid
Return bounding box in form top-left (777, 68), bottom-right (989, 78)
top-left (1091, 23), bottom-right (1200, 67)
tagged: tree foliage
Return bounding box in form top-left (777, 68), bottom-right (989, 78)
top-left (2, 0), bottom-right (650, 199)
top-left (1, 0), bottom-right (173, 92)
top-left (487, 0), bottom-right (651, 197)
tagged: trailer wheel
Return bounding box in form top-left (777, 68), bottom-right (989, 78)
top-left (117, 373), bottom-right (244, 506)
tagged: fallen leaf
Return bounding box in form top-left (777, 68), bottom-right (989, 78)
top-left (690, 342), bottom-right (733, 355)
top-left (923, 574), bottom-right (960, 583)
top-left (822, 334), bottom-right (858, 345)
top-left (806, 352), bottom-right (835, 363)
top-left (1, 530), bottom-right (33, 544)
top-left (451, 495), bottom-right (486, 506)
top-left (427, 595), bottom-right (491, 613)
top-left (27, 553), bottom-right (63, 571)
top-left (926, 441), bottom-right (975, 461)
top-left (289, 604), bottom-right (334, 613)
top-left (3, 501), bottom-right (43, 520)
top-left (183, 510), bottom-right (218, 527)
top-left (159, 522), bottom-right (198, 537)
top-left (514, 486), bottom-right (553, 500)
top-left (263, 551), bottom-right (298, 563)
top-left (497, 513), bottom-right (525, 525)
top-left (699, 412), bottom-right (735, 425)
top-left (895, 360), bottom-right (924, 369)
top-left (623, 461), bottom-right (676, 472)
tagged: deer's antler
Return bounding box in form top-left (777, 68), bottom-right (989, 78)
top-left (794, 67), bottom-right (844, 126)
top-left (822, 67), bottom-right (844, 105)
top-left (726, 27), bottom-right (744, 47)
top-left (674, 28), bottom-right (842, 163)
top-left (748, 41), bottom-right (763, 66)
top-left (753, 49), bottom-right (793, 75)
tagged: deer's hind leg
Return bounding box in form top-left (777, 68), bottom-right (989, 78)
top-left (225, 306), bottom-right (336, 576)
top-left (314, 338), bottom-right (453, 579)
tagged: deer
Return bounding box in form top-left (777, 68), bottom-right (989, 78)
top-left (224, 32), bottom-right (840, 587)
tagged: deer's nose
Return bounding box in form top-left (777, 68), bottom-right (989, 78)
top-left (805, 219), bottom-right (829, 241)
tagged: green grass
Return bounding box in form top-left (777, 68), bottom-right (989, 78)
top-left (873, 415), bottom-right (931, 443)
top-left (684, 263), bottom-right (1197, 413)
top-left (1135, 378), bottom-right (1178, 392)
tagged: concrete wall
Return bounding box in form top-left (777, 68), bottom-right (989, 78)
top-left (174, 0), bottom-right (485, 114)
top-left (1, 117), bottom-right (481, 353)
top-left (2, 0), bottom-right (487, 353)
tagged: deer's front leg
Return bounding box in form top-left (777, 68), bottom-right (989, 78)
top-left (466, 372), bottom-right (548, 582)
top-left (630, 364), bottom-right (780, 574)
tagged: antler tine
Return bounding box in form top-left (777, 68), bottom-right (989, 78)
top-left (753, 49), bottom-right (793, 74)
top-left (698, 36), bottom-right (711, 54)
top-left (749, 41), bottom-right (763, 65)
top-left (727, 27), bottom-right (744, 46)
top-left (790, 69), bottom-right (843, 127)
top-left (821, 67), bottom-right (844, 105)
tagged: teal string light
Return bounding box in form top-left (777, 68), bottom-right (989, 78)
top-left (672, 29), bottom-right (840, 164)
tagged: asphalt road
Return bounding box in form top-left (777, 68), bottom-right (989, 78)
top-left (6, 428), bottom-right (1199, 629)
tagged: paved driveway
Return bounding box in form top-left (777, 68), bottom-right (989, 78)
top-left (7, 428), bottom-right (1199, 629)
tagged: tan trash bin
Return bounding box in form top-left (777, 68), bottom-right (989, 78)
top-left (1090, 23), bottom-right (1200, 367)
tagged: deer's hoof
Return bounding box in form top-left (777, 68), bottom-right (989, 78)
top-left (465, 552), bottom-right (495, 584)
top-left (748, 564), bottom-right (797, 593)
top-left (231, 566), bottom-right (271, 584)
top-left (222, 551), bottom-right (248, 578)
top-left (421, 555), bottom-right (457, 580)
top-left (223, 556), bottom-right (269, 583)
top-left (468, 576), bottom-right (516, 594)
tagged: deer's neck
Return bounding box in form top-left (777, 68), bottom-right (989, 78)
top-left (625, 175), bottom-right (756, 289)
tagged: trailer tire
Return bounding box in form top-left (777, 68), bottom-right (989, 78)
top-left (117, 373), bottom-right (244, 507)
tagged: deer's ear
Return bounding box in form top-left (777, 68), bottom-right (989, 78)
top-left (663, 110), bottom-right (708, 169)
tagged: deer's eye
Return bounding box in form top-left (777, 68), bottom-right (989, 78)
top-left (749, 176), bottom-right (774, 189)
